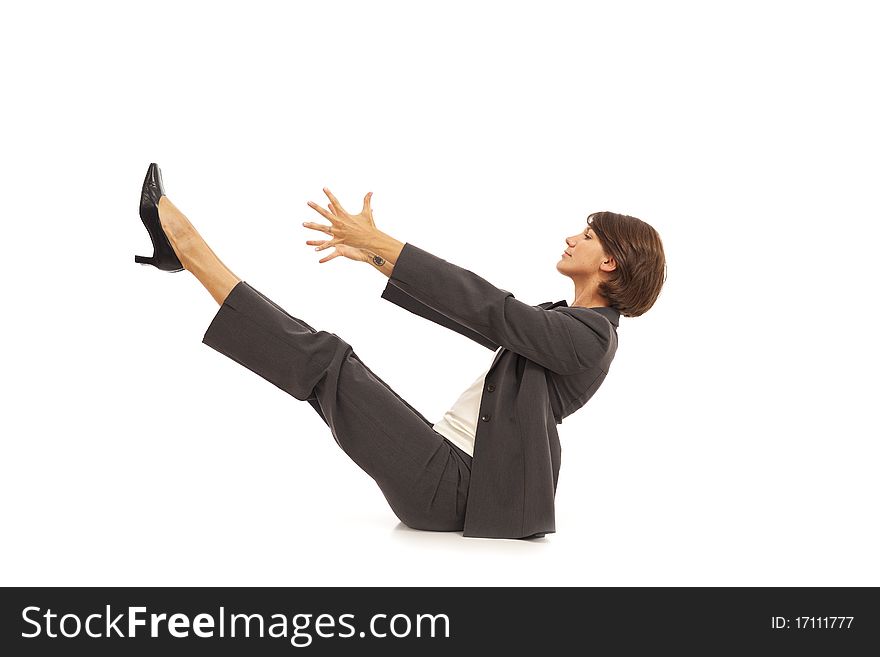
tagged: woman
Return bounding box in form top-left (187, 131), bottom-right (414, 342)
top-left (135, 163), bottom-right (666, 540)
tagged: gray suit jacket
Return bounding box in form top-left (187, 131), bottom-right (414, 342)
top-left (381, 243), bottom-right (620, 539)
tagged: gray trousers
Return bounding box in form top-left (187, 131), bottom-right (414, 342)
top-left (201, 280), bottom-right (474, 532)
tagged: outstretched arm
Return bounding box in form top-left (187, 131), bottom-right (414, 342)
top-left (379, 242), bottom-right (615, 374)
top-left (302, 189), bottom-right (614, 373)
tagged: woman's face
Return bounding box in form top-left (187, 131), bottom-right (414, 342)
top-left (556, 224), bottom-right (608, 276)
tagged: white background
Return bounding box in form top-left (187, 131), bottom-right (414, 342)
top-left (1, 0), bottom-right (877, 586)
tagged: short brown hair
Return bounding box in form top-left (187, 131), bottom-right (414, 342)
top-left (586, 211), bottom-right (666, 317)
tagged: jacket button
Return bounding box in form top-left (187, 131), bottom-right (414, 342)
top-left (486, 384), bottom-right (496, 392)
top-left (481, 414), bottom-right (491, 422)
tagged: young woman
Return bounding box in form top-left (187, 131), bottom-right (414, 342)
top-left (135, 163), bottom-right (666, 540)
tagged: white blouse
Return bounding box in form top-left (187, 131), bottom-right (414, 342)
top-left (432, 347), bottom-right (503, 457)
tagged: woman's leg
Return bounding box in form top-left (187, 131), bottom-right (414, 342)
top-left (157, 196), bottom-right (240, 305)
top-left (157, 196), bottom-right (472, 531)
top-left (202, 281), bottom-right (473, 531)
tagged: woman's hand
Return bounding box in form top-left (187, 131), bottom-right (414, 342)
top-left (304, 200), bottom-right (372, 264)
top-left (303, 187), bottom-right (378, 263)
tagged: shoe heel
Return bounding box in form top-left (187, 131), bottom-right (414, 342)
top-left (135, 254), bottom-right (154, 265)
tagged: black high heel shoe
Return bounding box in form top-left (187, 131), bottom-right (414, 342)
top-left (135, 163), bottom-right (184, 272)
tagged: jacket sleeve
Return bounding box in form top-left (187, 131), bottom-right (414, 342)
top-left (380, 280), bottom-right (500, 351)
top-left (382, 242), bottom-right (615, 375)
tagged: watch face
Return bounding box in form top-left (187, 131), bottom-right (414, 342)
top-left (373, 255), bottom-right (385, 266)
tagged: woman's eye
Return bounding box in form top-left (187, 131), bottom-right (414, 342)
top-left (584, 233), bottom-right (590, 239)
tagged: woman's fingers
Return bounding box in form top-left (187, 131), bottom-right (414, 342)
top-left (302, 220), bottom-right (332, 234)
top-left (307, 238), bottom-right (364, 264)
top-left (306, 237), bottom-right (339, 253)
top-left (361, 191), bottom-right (372, 215)
top-left (306, 200), bottom-right (336, 222)
top-left (322, 187), bottom-right (348, 215)
top-left (305, 194), bottom-right (356, 264)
